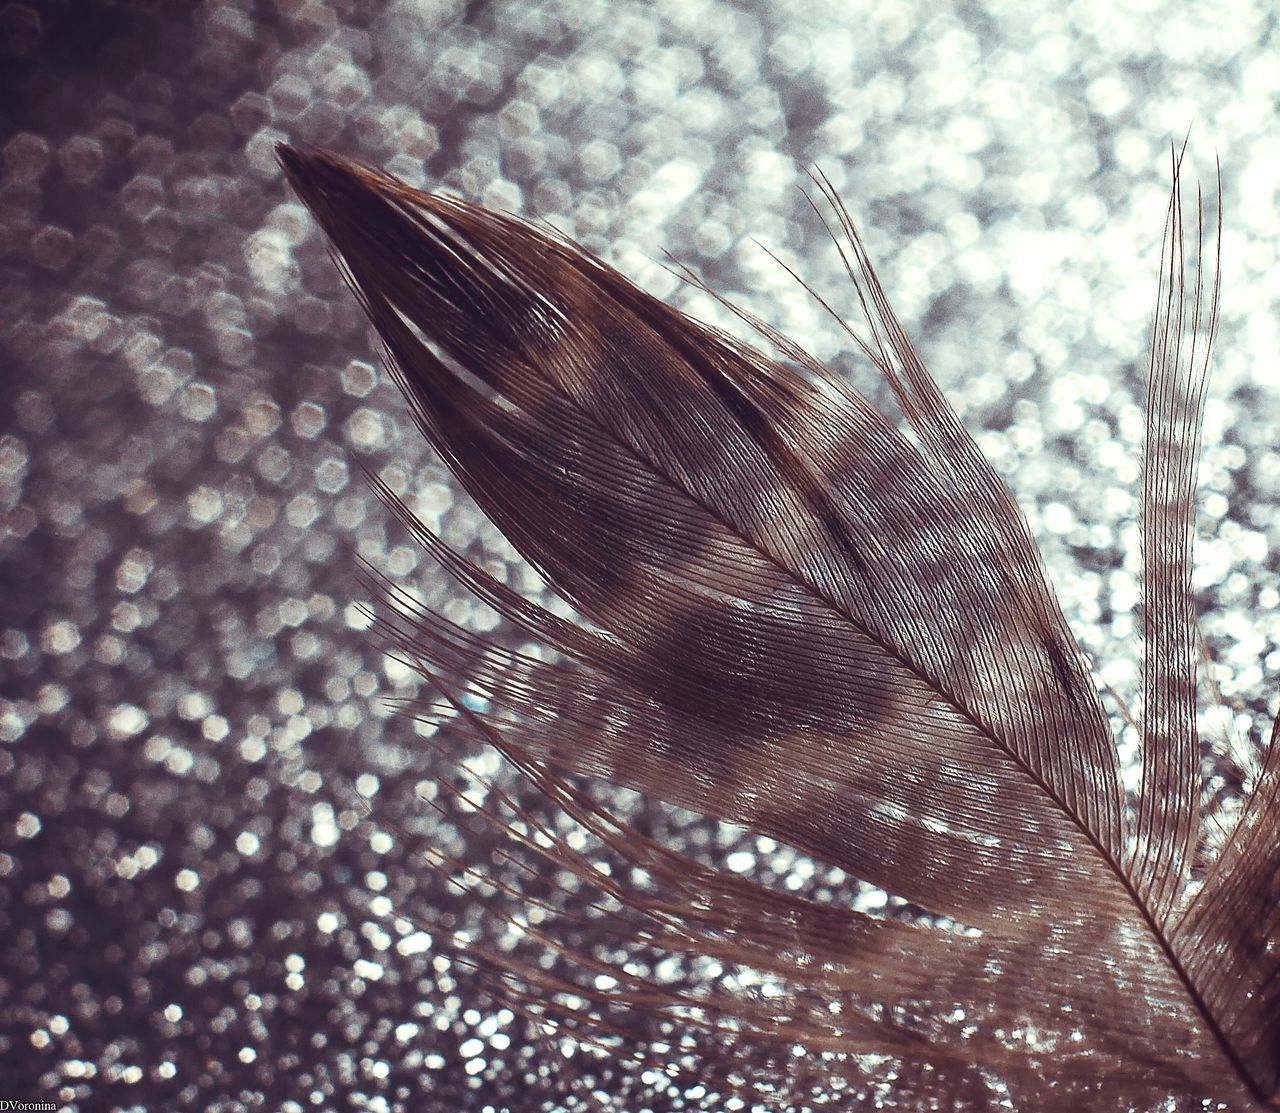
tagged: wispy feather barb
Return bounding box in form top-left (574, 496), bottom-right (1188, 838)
top-left (278, 143), bottom-right (1277, 1110)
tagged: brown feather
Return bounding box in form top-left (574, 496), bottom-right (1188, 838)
top-left (277, 143), bottom-right (1275, 1109)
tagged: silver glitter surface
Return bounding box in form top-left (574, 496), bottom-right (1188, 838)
top-left (2, 1), bottom-right (1279, 1110)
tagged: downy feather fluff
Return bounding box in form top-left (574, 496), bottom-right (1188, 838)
top-left (277, 143), bottom-right (1280, 1110)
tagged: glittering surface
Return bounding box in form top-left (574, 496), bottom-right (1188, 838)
top-left (2, 1), bottom-right (1280, 1109)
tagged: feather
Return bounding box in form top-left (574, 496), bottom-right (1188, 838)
top-left (276, 143), bottom-right (1276, 1109)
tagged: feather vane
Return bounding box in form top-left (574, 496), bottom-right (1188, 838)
top-left (279, 144), bottom-right (1276, 1109)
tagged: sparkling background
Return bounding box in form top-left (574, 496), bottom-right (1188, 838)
top-left (2, 0), bottom-right (1280, 1110)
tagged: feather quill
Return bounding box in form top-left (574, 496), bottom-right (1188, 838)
top-left (277, 143), bottom-right (1277, 1109)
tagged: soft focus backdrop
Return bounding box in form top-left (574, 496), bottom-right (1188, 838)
top-left (3, 1), bottom-right (1280, 1110)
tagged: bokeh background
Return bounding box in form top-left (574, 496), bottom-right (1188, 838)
top-left (3, 0), bottom-right (1280, 1109)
